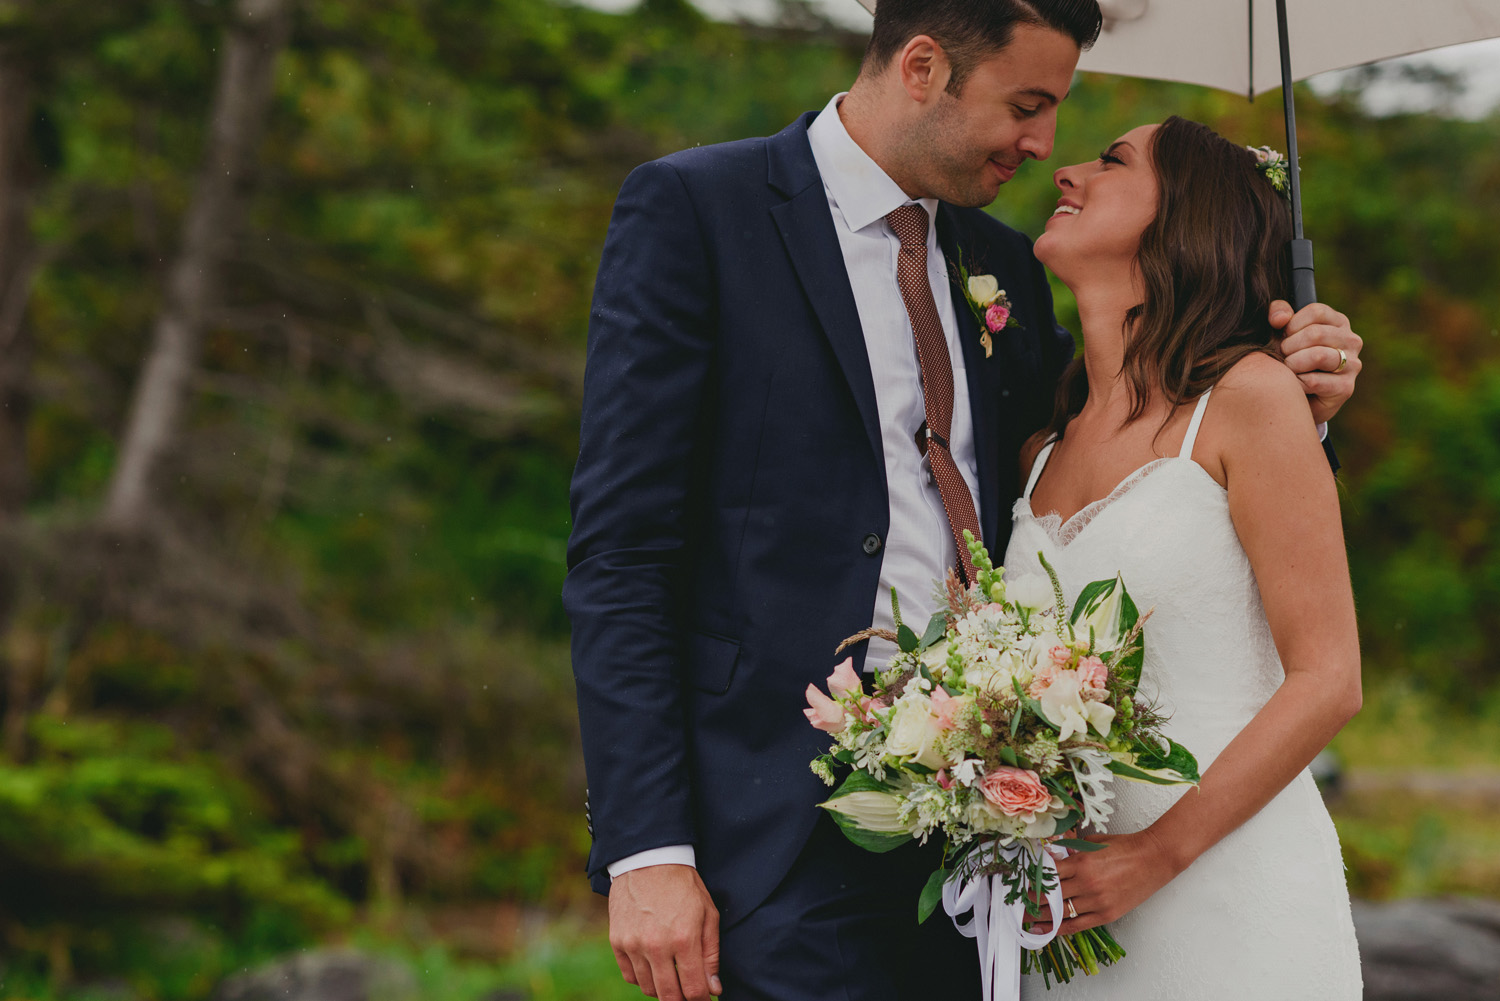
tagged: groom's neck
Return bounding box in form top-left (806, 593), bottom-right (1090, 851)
top-left (839, 80), bottom-right (929, 202)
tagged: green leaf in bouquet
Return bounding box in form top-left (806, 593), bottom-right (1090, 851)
top-left (1070, 575), bottom-right (1143, 688)
top-left (1131, 734), bottom-right (1201, 783)
top-left (997, 745), bottom-right (1019, 767)
top-left (820, 772), bottom-right (915, 853)
top-left (1070, 579), bottom-right (1115, 629)
top-left (897, 623), bottom-right (921, 653)
top-left (917, 866), bottom-right (948, 924)
top-left (1012, 678), bottom-right (1056, 734)
top-left (919, 612), bottom-right (947, 650)
top-left (1009, 681), bottom-right (1028, 738)
top-left (1107, 758), bottom-right (1194, 785)
top-left (1049, 808), bottom-right (1082, 834)
top-left (827, 812), bottom-right (914, 853)
top-left (833, 748), bottom-right (856, 764)
top-left (1106, 735), bottom-right (1200, 786)
top-left (1042, 777), bottom-right (1080, 810)
top-left (1053, 837), bottom-right (1108, 853)
top-left (827, 771), bottom-right (894, 797)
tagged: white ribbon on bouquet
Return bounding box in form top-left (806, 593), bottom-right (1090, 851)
top-left (941, 842), bottom-right (1067, 1001)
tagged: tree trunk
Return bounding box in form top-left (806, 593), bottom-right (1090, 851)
top-left (0, 43), bottom-right (37, 525)
top-left (101, 0), bottom-right (293, 533)
top-left (0, 36), bottom-right (39, 762)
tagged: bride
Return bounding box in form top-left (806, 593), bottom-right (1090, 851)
top-left (1006, 116), bottom-right (1363, 999)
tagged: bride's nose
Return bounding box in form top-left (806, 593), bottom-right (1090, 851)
top-left (1053, 164), bottom-right (1080, 192)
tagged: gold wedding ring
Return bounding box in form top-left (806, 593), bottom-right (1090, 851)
top-left (1065, 898), bottom-right (1078, 919)
top-left (1333, 348), bottom-right (1348, 374)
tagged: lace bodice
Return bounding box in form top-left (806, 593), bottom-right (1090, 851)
top-left (1006, 391), bottom-right (1361, 1000)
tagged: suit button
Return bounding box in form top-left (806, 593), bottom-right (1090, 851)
top-left (862, 533), bottom-right (883, 555)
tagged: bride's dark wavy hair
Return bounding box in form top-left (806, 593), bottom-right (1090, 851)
top-left (1043, 115), bottom-right (1294, 440)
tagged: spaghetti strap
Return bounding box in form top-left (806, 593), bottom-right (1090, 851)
top-left (1179, 390), bottom-right (1213, 460)
top-left (1024, 439), bottom-right (1058, 500)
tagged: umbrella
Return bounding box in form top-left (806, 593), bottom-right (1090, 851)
top-left (851, 0), bottom-right (1500, 307)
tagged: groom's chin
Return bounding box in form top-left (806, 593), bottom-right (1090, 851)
top-left (945, 185), bottom-right (1003, 210)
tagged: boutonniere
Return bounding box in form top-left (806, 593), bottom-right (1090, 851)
top-left (954, 256), bottom-right (1020, 359)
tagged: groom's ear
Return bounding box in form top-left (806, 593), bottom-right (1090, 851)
top-left (896, 34), bottom-right (952, 104)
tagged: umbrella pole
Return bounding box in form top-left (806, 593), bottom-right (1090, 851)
top-left (1276, 0), bottom-right (1318, 308)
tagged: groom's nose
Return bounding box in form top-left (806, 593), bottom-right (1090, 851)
top-left (1018, 115), bottom-right (1058, 162)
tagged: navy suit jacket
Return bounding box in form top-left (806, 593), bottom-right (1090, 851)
top-left (564, 112), bottom-right (1075, 926)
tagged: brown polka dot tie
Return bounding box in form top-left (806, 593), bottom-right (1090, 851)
top-left (886, 203), bottom-right (982, 584)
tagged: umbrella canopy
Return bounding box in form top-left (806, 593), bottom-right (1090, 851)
top-left (1079, 0), bottom-right (1500, 100)
top-left (849, 1), bottom-right (1500, 99)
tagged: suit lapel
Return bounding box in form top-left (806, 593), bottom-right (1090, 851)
top-left (938, 204), bottom-right (1002, 551)
top-left (767, 116), bottom-right (885, 476)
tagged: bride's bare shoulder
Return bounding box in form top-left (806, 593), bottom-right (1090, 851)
top-left (1210, 350), bottom-right (1324, 460)
top-left (1213, 351), bottom-right (1311, 422)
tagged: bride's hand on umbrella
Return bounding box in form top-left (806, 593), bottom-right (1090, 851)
top-left (1270, 299), bottom-right (1364, 424)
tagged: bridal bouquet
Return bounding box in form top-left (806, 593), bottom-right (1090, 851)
top-left (804, 532), bottom-right (1199, 991)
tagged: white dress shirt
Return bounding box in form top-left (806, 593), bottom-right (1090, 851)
top-left (609, 94), bottom-right (981, 880)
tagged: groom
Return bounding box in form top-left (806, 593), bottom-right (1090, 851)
top-left (564, 1), bottom-right (1363, 998)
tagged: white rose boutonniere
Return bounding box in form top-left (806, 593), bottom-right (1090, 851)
top-left (966, 273), bottom-right (1001, 306)
top-left (955, 255), bottom-right (1020, 359)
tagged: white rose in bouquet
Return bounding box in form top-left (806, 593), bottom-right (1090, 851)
top-left (918, 638), bottom-right (951, 676)
top-left (884, 691), bottom-right (948, 770)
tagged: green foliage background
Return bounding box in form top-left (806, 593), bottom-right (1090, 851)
top-left (0, 0), bottom-right (1496, 994)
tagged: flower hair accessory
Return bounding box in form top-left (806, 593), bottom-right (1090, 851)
top-left (1246, 145), bottom-right (1290, 197)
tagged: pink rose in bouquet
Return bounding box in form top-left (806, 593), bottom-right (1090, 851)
top-left (980, 766), bottom-right (1053, 818)
top-left (1078, 655), bottom-right (1109, 692)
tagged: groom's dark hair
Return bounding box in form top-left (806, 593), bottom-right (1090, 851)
top-left (865, 0), bottom-right (1103, 95)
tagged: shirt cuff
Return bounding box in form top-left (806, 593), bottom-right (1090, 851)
top-left (607, 845), bottom-right (697, 880)
top-left (1317, 421), bottom-right (1329, 442)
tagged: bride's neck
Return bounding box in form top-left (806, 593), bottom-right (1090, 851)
top-left (1071, 277), bottom-right (1139, 420)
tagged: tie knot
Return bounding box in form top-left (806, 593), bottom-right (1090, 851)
top-left (885, 203), bottom-right (928, 250)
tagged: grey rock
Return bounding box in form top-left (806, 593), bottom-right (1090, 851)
top-left (212, 949), bottom-right (418, 1001)
top-left (1354, 897), bottom-right (1500, 1001)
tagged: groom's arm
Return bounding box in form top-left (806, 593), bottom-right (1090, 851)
top-left (567, 158), bottom-right (724, 1001)
top-left (564, 158), bottom-right (716, 882)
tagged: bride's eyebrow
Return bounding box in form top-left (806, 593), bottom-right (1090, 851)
top-left (1105, 141), bottom-right (1135, 158)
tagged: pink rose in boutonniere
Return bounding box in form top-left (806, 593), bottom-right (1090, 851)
top-left (985, 302), bottom-right (1011, 333)
top-left (955, 260), bottom-right (1020, 359)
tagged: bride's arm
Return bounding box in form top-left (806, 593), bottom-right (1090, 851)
top-left (1041, 352), bottom-right (1362, 935)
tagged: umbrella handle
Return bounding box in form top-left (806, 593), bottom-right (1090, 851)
top-left (1289, 238), bottom-right (1317, 311)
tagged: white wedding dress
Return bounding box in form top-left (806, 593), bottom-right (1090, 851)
top-left (1005, 390), bottom-right (1362, 1000)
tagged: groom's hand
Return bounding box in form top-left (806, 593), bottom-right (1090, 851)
top-left (1269, 300), bottom-right (1363, 424)
top-left (609, 864), bottom-right (722, 1000)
